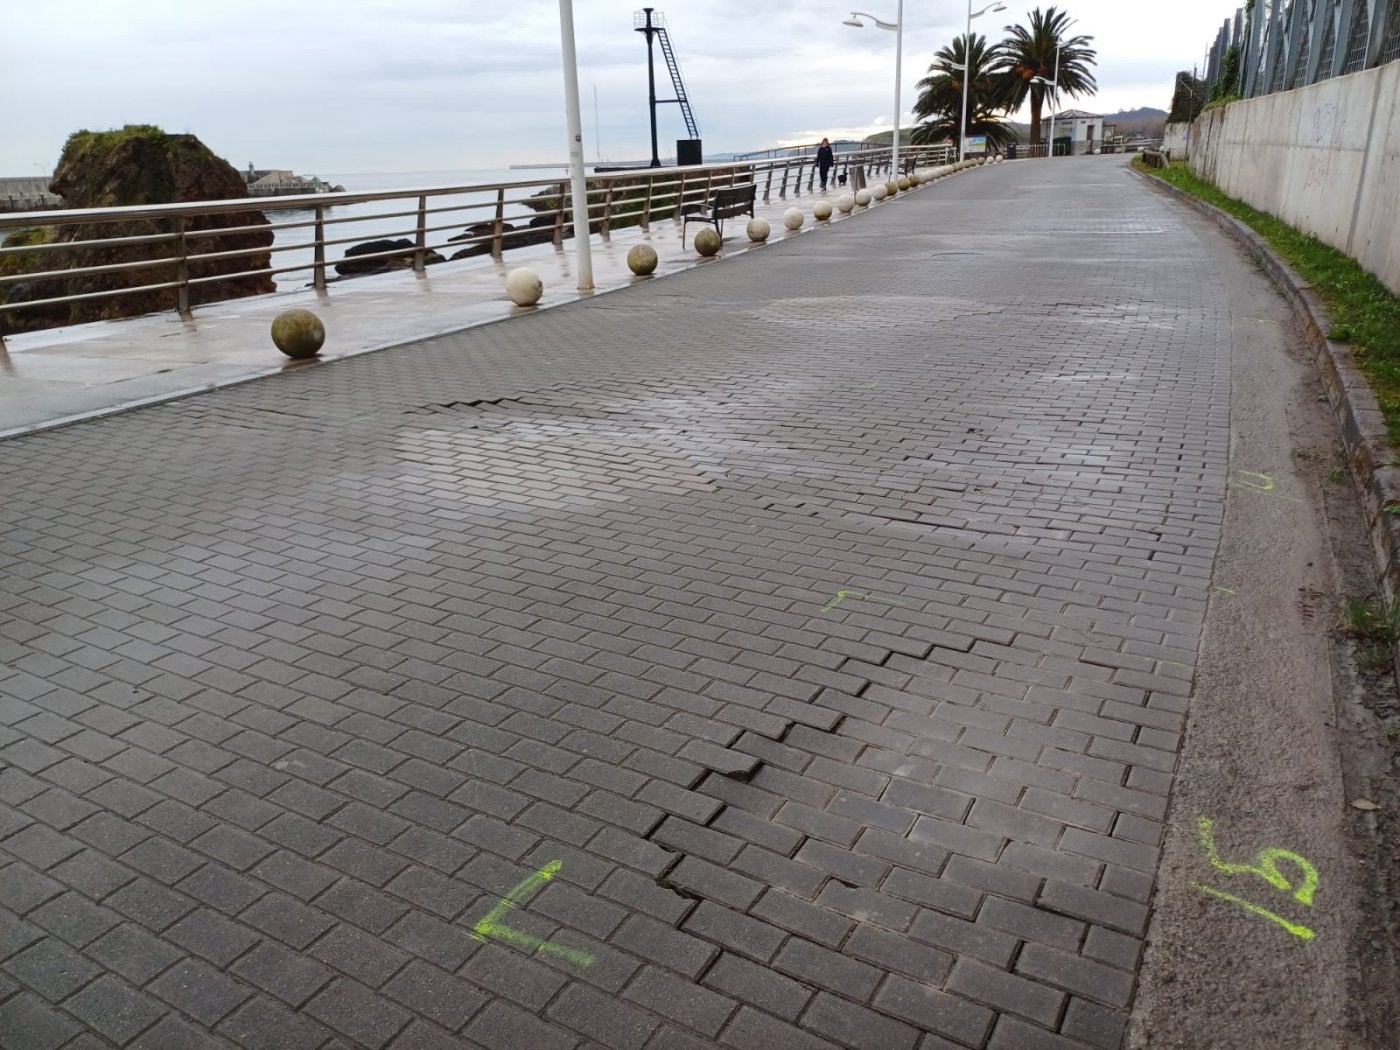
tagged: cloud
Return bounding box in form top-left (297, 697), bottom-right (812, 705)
top-left (0, 0), bottom-right (1236, 174)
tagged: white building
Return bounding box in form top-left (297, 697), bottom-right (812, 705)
top-left (1039, 109), bottom-right (1106, 155)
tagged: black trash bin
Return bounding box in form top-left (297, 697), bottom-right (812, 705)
top-left (1006, 144), bottom-right (1018, 160)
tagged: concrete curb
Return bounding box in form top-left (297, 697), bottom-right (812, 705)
top-left (1135, 167), bottom-right (1400, 605)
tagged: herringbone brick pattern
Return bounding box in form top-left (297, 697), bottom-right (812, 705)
top-left (0, 160), bottom-right (1227, 1049)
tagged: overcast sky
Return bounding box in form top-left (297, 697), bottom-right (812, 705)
top-left (2, 0), bottom-right (1233, 176)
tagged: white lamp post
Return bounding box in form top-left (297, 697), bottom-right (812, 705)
top-left (559, 0), bottom-right (593, 290)
top-left (1030, 18), bottom-right (1075, 158)
top-left (957, 2), bottom-right (1007, 162)
top-left (843, 5), bottom-right (903, 177)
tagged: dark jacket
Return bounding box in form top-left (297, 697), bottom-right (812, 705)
top-left (816, 144), bottom-right (835, 170)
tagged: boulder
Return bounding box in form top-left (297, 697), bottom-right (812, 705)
top-left (335, 238), bottom-right (444, 277)
top-left (19, 125), bottom-right (278, 330)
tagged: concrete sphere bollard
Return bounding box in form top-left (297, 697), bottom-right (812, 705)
top-left (835, 194), bottom-right (855, 214)
top-left (270, 309), bottom-right (325, 359)
top-left (871, 184), bottom-right (888, 201)
top-left (506, 267), bottom-right (543, 306)
top-left (854, 188), bottom-right (872, 207)
top-left (694, 226), bottom-right (722, 256)
top-left (885, 181), bottom-right (899, 196)
top-left (813, 200), bottom-right (832, 221)
top-left (627, 243), bottom-right (658, 275)
top-left (783, 207), bottom-right (804, 230)
top-left (746, 217), bottom-right (771, 242)
top-left (897, 176), bottom-right (911, 190)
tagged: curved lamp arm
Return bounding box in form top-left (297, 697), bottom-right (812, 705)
top-left (843, 11), bottom-right (899, 30)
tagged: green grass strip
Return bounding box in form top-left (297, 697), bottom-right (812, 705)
top-left (1137, 158), bottom-right (1400, 445)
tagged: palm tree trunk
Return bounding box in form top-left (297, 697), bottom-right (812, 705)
top-left (1029, 93), bottom-right (1043, 147)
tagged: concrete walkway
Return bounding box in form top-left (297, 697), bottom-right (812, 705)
top-left (0, 167), bottom-right (965, 439)
top-left (0, 155), bottom-right (1333, 1049)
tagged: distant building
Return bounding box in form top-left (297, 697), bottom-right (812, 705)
top-left (1039, 110), bottom-right (1106, 155)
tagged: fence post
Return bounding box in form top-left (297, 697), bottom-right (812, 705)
top-left (641, 174), bottom-right (653, 231)
top-left (763, 164), bottom-right (774, 203)
top-left (554, 182), bottom-right (565, 248)
top-left (492, 189), bottom-right (505, 259)
top-left (175, 215), bottom-right (192, 321)
top-left (313, 204), bottom-right (327, 291)
top-left (780, 160), bottom-right (790, 199)
top-left (601, 182), bottom-right (614, 242)
top-left (413, 195), bottom-right (427, 274)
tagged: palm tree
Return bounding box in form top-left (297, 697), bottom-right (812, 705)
top-left (1000, 7), bottom-right (1097, 147)
top-left (911, 33), bottom-right (1016, 154)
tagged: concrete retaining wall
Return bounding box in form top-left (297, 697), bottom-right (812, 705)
top-left (1163, 122), bottom-right (1191, 160)
top-left (1190, 60), bottom-right (1400, 297)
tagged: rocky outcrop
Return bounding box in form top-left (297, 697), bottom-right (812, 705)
top-left (334, 239), bottom-right (445, 277)
top-left (2, 125), bottom-right (276, 334)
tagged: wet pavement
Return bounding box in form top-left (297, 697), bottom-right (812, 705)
top-left (2, 155), bottom-right (1227, 1049)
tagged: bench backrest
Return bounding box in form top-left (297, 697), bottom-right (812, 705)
top-left (711, 184), bottom-right (756, 216)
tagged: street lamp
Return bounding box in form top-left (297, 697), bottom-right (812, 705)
top-left (559, 0), bottom-right (593, 289)
top-left (957, 2), bottom-right (1007, 163)
top-left (843, 5), bottom-right (903, 177)
top-left (1030, 17), bottom-right (1076, 158)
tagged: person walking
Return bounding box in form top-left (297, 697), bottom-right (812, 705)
top-left (816, 138), bottom-right (834, 190)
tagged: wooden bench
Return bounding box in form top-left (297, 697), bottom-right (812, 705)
top-left (681, 184), bottom-right (756, 245)
top-left (1141, 149), bottom-right (1170, 169)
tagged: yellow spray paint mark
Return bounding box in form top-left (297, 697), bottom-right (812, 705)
top-left (1211, 585), bottom-right (1238, 596)
top-left (1194, 816), bottom-right (1319, 941)
top-left (1235, 470), bottom-right (1275, 493)
top-left (1192, 883), bottom-right (1316, 940)
top-left (821, 588), bottom-right (905, 612)
top-left (472, 860), bottom-right (596, 967)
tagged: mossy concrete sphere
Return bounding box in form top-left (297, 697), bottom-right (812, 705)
top-left (783, 207), bottom-right (804, 230)
top-left (854, 188), bottom-right (872, 207)
top-left (506, 267), bottom-right (543, 306)
top-left (694, 227), bottom-right (722, 256)
top-left (746, 218), bottom-right (771, 242)
top-left (813, 201), bottom-right (832, 221)
top-left (270, 309), bottom-right (325, 359)
top-left (871, 184), bottom-right (888, 201)
top-left (885, 181), bottom-right (899, 196)
top-left (627, 244), bottom-right (658, 275)
top-left (835, 194), bottom-right (855, 214)
top-left (897, 176), bottom-right (911, 190)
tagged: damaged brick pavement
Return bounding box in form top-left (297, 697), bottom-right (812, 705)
top-left (0, 162), bottom-right (1225, 1049)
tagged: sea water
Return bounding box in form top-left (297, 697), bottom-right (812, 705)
top-left (263, 166), bottom-right (577, 286)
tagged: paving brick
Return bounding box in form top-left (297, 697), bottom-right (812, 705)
top-left (63, 973), bottom-right (166, 1044)
top-left (28, 892), bottom-right (121, 948)
top-left (874, 973), bottom-right (996, 1047)
top-left (309, 922), bottom-right (411, 987)
top-left (1061, 996), bottom-right (1129, 1049)
top-left (165, 907), bottom-right (260, 966)
top-left (625, 963), bottom-right (739, 1038)
top-left (149, 957), bottom-right (251, 1026)
top-left (911, 909), bottom-right (1019, 968)
top-left (465, 1000), bottom-right (578, 1050)
top-left (947, 956), bottom-right (1066, 1029)
top-left (773, 936), bottom-right (882, 1000)
top-left (305, 978), bottom-right (414, 1049)
top-left (1017, 943), bottom-right (1137, 1009)
top-left (720, 1006), bottom-right (842, 1050)
top-left (753, 889), bottom-right (853, 948)
top-left (801, 990), bottom-right (921, 1050)
top-left (1038, 880), bottom-right (1149, 937)
top-left (231, 939), bottom-right (334, 1008)
top-left (384, 959), bottom-right (487, 1031)
top-left (0, 992), bottom-right (81, 1050)
top-left (2, 936), bottom-right (103, 1001)
top-left (548, 981), bottom-right (659, 1050)
top-left (86, 924), bottom-right (183, 986)
top-left (218, 995), bottom-right (331, 1050)
top-left (683, 901), bottom-right (787, 964)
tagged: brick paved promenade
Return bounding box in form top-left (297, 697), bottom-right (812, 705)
top-left (0, 158), bottom-right (1226, 1049)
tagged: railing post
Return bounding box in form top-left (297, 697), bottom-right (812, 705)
top-left (676, 170), bottom-right (687, 222)
top-left (492, 189), bottom-right (505, 259)
top-left (641, 174), bottom-right (653, 231)
top-left (554, 182), bottom-right (566, 248)
top-left (175, 215), bottom-right (192, 321)
top-left (779, 160), bottom-right (790, 199)
top-left (313, 204), bottom-right (327, 291)
top-left (763, 164), bottom-right (774, 204)
top-left (413, 194), bottom-right (427, 274)
top-left (600, 182), bottom-right (614, 242)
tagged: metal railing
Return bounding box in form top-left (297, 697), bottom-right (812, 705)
top-left (0, 144), bottom-right (956, 347)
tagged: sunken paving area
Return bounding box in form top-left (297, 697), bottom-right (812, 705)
top-left (0, 158), bottom-right (1222, 1049)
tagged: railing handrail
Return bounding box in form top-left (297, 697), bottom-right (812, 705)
top-left (0, 143), bottom-right (958, 346)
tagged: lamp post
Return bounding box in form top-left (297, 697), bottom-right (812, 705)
top-left (957, 2), bottom-right (1007, 162)
top-left (1030, 18), bottom-right (1075, 158)
top-left (559, 0), bottom-right (594, 290)
top-left (843, 5), bottom-right (903, 177)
